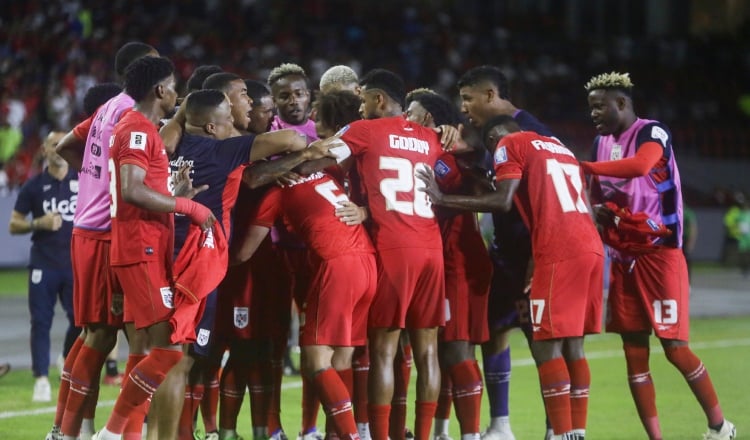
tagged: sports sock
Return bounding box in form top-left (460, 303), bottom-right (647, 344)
top-left (177, 384), bottom-right (197, 440)
top-left (301, 373), bottom-right (321, 433)
top-left (54, 337), bottom-right (83, 426)
top-left (313, 368), bottom-right (359, 438)
top-left (566, 358), bottom-right (590, 432)
top-left (436, 370), bottom-right (453, 420)
top-left (220, 358), bottom-right (248, 430)
top-left (104, 347), bottom-right (183, 434)
top-left (245, 360), bottom-right (267, 430)
top-left (483, 347), bottom-right (511, 419)
top-left (390, 344), bottom-right (411, 440)
top-left (352, 347), bottom-right (370, 425)
top-left (663, 345), bottom-right (724, 427)
top-left (450, 360), bottom-right (482, 436)
top-left (266, 357), bottom-right (284, 435)
top-left (368, 404), bottom-right (391, 440)
top-left (121, 353), bottom-right (148, 437)
top-left (623, 343), bottom-right (661, 439)
top-left (201, 367), bottom-right (220, 433)
top-left (414, 401), bottom-right (438, 440)
top-left (61, 344), bottom-right (107, 436)
top-left (537, 357), bottom-right (572, 435)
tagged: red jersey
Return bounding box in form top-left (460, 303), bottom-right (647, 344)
top-left (109, 109), bottom-right (174, 266)
top-left (493, 131), bottom-right (602, 264)
top-left (251, 172), bottom-right (374, 260)
top-left (339, 116), bottom-right (442, 250)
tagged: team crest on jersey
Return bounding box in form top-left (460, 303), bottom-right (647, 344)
top-left (160, 287), bottom-right (174, 308)
top-left (130, 132), bottom-right (147, 150)
top-left (196, 328), bottom-right (211, 346)
top-left (494, 146), bottom-right (508, 164)
top-left (69, 180), bottom-right (79, 193)
top-left (434, 159), bottom-right (451, 178)
top-left (234, 307), bottom-right (249, 329)
top-left (610, 144), bottom-right (623, 160)
top-left (31, 269), bottom-right (42, 284)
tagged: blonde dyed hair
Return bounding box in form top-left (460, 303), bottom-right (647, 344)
top-left (319, 65), bottom-right (358, 92)
top-left (268, 63), bottom-right (307, 86)
top-left (584, 71), bottom-right (634, 92)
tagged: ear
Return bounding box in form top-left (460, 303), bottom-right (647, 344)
top-left (485, 87), bottom-right (496, 103)
top-left (205, 122), bottom-right (216, 135)
top-left (616, 95), bottom-right (628, 111)
top-left (154, 83), bottom-right (165, 99)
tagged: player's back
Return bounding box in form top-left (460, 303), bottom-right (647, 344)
top-left (74, 92), bottom-right (134, 231)
top-left (341, 116), bottom-right (442, 250)
top-left (499, 131), bottom-right (602, 264)
top-left (271, 172), bottom-right (374, 260)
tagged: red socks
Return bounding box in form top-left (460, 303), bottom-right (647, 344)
top-left (178, 384), bottom-right (204, 439)
top-left (566, 358), bottom-right (590, 432)
top-left (301, 373), bottom-right (321, 433)
top-left (623, 343), bottom-right (661, 439)
top-left (449, 360), bottom-right (482, 435)
top-left (537, 357), bottom-right (572, 435)
top-left (414, 401), bottom-right (437, 440)
top-left (664, 345), bottom-right (724, 427)
top-left (390, 345), bottom-right (412, 440)
top-left (61, 344), bottom-right (107, 436)
top-left (122, 353), bottom-right (148, 437)
top-left (313, 368), bottom-right (359, 438)
top-left (201, 369), bottom-right (220, 433)
top-left (352, 347), bottom-right (370, 425)
top-left (220, 359), bottom-right (249, 430)
top-left (436, 370), bottom-right (452, 420)
top-left (55, 337), bottom-right (84, 426)
top-left (368, 404), bottom-right (391, 440)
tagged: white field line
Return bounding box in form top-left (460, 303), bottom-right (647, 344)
top-left (3, 337), bottom-right (749, 420)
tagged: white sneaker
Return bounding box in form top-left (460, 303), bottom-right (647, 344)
top-left (481, 427), bottom-right (515, 440)
top-left (45, 425), bottom-right (62, 440)
top-left (32, 376), bottom-right (51, 402)
top-left (433, 434), bottom-right (454, 440)
top-left (544, 429), bottom-right (554, 440)
top-left (205, 431), bottom-right (220, 440)
top-left (704, 420), bottom-right (736, 440)
top-left (297, 431), bottom-right (323, 440)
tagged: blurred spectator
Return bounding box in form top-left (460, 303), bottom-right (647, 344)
top-left (0, 107), bottom-right (23, 165)
top-left (723, 191), bottom-right (745, 265)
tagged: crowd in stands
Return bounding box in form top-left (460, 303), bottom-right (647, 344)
top-left (1, 0), bottom-right (749, 192)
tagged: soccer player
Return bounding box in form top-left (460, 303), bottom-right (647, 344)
top-left (457, 65), bottom-right (556, 440)
top-left (246, 79), bottom-right (276, 135)
top-left (92, 56), bottom-right (215, 440)
top-left (404, 90), bottom-right (491, 440)
top-left (53, 41), bottom-right (158, 440)
top-left (319, 65), bottom-right (361, 95)
top-left (185, 65), bottom-right (223, 95)
top-left (9, 131), bottom-right (79, 403)
top-left (335, 68), bottom-right (456, 440)
top-left (418, 115), bottom-right (604, 440)
top-left (581, 71), bottom-right (736, 440)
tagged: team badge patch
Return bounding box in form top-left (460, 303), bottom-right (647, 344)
top-left (234, 307), bottom-right (249, 329)
top-left (610, 144), bottom-right (622, 160)
top-left (494, 146), bottom-right (508, 164)
top-left (69, 180), bottom-right (79, 193)
top-left (160, 287), bottom-right (174, 308)
top-left (130, 132), bottom-right (147, 150)
top-left (434, 159), bottom-right (451, 178)
top-left (31, 269), bottom-right (42, 284)
top-left (196, 328), bottom-right (211, 347)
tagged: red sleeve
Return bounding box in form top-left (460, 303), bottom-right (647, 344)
top-left (340, 120), bottom-right (369, 156)
top-left (493, 138), bottom-right (523, 181)
top-left (580, 141), bottom-right (662, 178)
top-left (250, 186), bottom-right (282, 228)
top-left (434, 153), bottom-right (463, 192)
top-left (72, 115), bottom-right (94, 140)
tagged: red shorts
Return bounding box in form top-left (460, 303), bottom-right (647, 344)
top-left (606, 248), bottom-right (690, 340)
top-left (442, 252), bottom-right (491, 344)
top-left (280, 247), bottom-right (315, 309)
top-left (216, 243), bottom-right (291, 341)
top-left (300, 253), bottom-right (376, 347)
top-left (71, 229), bottom-right (123, 328)
top-left (369, 247), bottom-right (445, 329)
top-left (112, 260), bottom-right (173, 330)
top-left (529, 252), bottom-right (603, 341)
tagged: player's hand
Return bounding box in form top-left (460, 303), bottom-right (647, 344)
top-left (335, 201), bottom-right (368, 225)
top-left (35, 212), bottom-right (63, 231)
top-left (415, 164), bottom-right (444, 205)
top-left (305, 136), bottom-right (344, 161)
top-left (173, 163), bottom-right (209, 199)
top-left (174, 198), bottom-right (215, 230)
top-left (276, 171), bottom-right (304, 186)
top-left (434, 124), bottom-right (462, 152)
top-left (592, 203), bottom-right (615, 227)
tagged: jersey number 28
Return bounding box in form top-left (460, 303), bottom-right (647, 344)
top-left (379, 157), bottom-right (433, 218)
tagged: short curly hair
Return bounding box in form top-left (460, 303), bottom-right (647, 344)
top-left (123, 56), bottom-right (175, 102)
top-left (83, 82), bottom-right (122, 116)
top-left (584, 71), bottom-right (634, 95)
top-left (314, 90), bottom-right (361, 133)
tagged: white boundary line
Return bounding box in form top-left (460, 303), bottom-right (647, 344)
top-left (2, 337), bottom-right (749, 420)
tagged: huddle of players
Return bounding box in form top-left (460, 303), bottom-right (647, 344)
top-left (46, 40), bottom-right (735, 440)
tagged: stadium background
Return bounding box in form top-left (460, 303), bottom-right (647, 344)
top-left (1, 0), bottom-right (748, 265)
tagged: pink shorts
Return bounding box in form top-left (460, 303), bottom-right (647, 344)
top-left (112, 260), bottom-right (173, 330)
top-left (71, 229), bottom-right (123, 328)
top-left (300, 253), bottom-right (376, 347)
top-left (529, 253), bottom-right (603, 341)
top-left (607, 248), bottom-right (690, 340)
top-left (369, 247), bottom-right (445, 329)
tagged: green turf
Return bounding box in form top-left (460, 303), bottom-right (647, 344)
top-left (0, 269), bottom-right (27, 297)
top-left (0, 316), bottom-right (747, 439)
